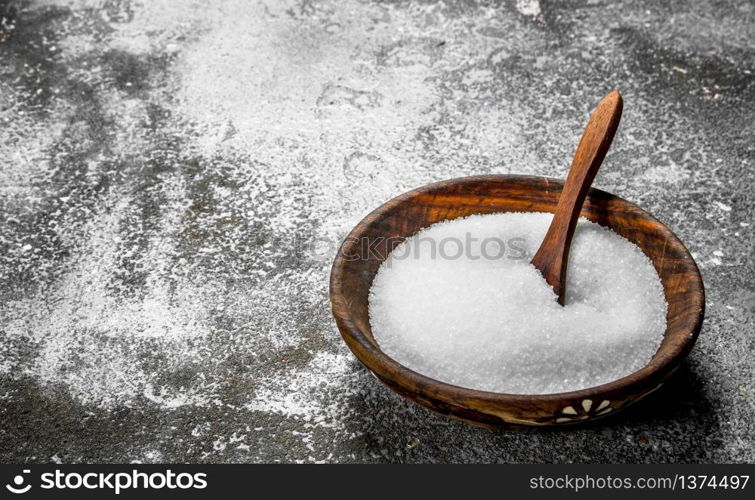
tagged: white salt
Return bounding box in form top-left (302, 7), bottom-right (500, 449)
top-left (368, 212), bottom-right (668, 394)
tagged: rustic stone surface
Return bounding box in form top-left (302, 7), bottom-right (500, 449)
top-left (0, 0), bottom-right (752, 463)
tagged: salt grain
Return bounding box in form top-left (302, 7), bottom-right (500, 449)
top-left (369, 212), bottom-right (668, 394)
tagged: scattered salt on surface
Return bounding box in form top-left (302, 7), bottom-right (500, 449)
top-left (369, 212), bottom-right (668, 394)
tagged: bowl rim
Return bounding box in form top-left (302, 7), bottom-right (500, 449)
top-left (329, 174), bottom-right (705, 407)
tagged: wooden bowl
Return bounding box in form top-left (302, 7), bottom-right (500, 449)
top-left (329, 175), bottom-right (705, 428)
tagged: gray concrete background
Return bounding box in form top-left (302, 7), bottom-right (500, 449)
top-left (0, 0), bottom-right (752, 463)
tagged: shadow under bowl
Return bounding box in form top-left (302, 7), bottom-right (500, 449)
top-left (329, 175), bottom-right (705, 428)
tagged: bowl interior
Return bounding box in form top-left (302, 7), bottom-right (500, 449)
top-left (330, 175), bottom-right (704, 423)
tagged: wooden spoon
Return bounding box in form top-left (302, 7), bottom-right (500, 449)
top-left (530, 90), bottom-right (623, 305)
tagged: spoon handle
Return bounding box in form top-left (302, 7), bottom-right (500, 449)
top-left (531, 90), bottom-right (623, 305)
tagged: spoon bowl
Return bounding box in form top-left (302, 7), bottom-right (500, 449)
top-left (329, 175), bottom-right (704, 428)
